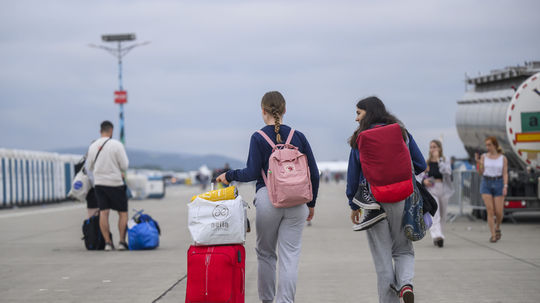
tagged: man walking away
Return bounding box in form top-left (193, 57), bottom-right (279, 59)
top-left (86, 121), bottom-right (129, 251)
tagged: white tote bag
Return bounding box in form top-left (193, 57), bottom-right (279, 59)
top-left (188, 195), bottom-right (247, 245)
top-left (68, 170), bottom-right (91, 202)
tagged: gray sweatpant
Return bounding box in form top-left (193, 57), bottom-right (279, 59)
top-left (254, 187), bottom-right (309, 303)
top-left (366, 200), bottom-right (414, 303)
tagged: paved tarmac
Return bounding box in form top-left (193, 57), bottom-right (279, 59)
top-left (0, 182), bottom-right (539, 303)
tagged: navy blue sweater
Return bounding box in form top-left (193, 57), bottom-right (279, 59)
top-left (225, 125), bottom-right (320, 207)
top-left (346, 131), bottom-right (426, 210)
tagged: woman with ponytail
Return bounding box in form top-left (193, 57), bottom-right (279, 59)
top-left (474, 136), bottom-right (508, 243)
top-left (217, 91), bottom-right (319, 303)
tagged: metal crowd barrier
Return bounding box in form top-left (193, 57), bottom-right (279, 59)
top-left (447, 170), bottom-right (484, 222)
top-left (0, 148), bottom-right (81, 208)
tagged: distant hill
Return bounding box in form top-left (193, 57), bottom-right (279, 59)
top-left (54, 147), bottom-right (244, 172)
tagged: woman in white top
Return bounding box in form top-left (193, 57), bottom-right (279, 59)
top-left (475, 136), bottom-right (508, 243)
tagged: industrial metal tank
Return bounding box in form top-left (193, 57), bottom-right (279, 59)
top-left (456, 61), bottom-right (540, 210)
top-left (456, 61), bottom-right (540, 171)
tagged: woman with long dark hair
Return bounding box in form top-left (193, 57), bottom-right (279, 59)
top-left (346, 96), bottom-right (426, 303)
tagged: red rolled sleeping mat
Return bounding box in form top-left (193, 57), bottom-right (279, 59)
top-left (356, 123), bottom-right (413, 203)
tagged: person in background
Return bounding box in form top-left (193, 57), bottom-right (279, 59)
top-left (217, 91), bottom-right (319, 303)
top-left (86, 121), bottom-right (129, 251)
top-left (423, 140), bottom-right (454, 247)
top-left (475, 136), bottom-right (508, 243)
top-left (85, 175), bottom-right (99, 218)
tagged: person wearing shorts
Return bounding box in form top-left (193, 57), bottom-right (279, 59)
top-left (480, 177), bottom-right (504, 196)
top-left (86, 121), bottom-right (129, 251)
top-left (475, 136), bottom-right (508, 243)
top-left (86, 188), bottom-right (99, 217)
top-left (84, 161), bottom-right (99, 218)
top-left (94, 185), bottom-right (128, 212)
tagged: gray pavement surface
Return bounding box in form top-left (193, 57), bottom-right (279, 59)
top-left (1, 183), bottom-right (539, 303)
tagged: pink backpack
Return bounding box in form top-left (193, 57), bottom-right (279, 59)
top-left (257, 129), bottom-right (313, 208)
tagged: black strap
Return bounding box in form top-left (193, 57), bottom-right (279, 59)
top-left (94, 138), bottom-right (111, 163)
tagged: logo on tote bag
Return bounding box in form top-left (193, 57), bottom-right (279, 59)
top-left (73, 180), bottom-right (84, 190)
top-left (212, 205), bottom-right (230, 220)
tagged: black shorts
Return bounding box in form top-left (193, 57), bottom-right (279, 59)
top-left (86, 188), bottom-right (98, 209)
top-left (95, 185), bottom-right (128, 212)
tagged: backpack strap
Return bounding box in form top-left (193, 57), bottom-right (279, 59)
top-left (256, 130), bottom-right (276, 186)
top-left (285, 129), bottom-right (295, 145)
top-left (257, 129), bottom-right (296, 147)
top-left (256, 130), bottom-right (276, 149)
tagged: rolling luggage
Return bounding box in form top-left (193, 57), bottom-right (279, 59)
top-left (185, 244), bottom-right (245, 303)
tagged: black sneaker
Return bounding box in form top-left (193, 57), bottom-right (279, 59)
top-left (353, 208), bottom-right (387, 231)
top-left (433, 238), bottom-right (444, 248)
top-left (352, 183), bottom-right (381, 210)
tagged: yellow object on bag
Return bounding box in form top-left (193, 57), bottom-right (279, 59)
top-left (190, 186), bottom-right (238, 202)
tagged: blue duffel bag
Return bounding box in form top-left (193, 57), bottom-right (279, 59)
top-left (128, 210), bottom-right (161, 250)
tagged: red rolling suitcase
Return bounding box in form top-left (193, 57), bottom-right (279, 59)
top-left (185, 244), bottom-right (245, 303)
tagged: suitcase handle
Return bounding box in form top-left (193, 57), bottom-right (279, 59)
top-left (237, 248), bottom-right (244, 294)
top-left (241, 268), bottom-right (245, 294)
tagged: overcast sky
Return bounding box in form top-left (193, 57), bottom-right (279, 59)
top-left (1, 0), bottom-right (539, 163)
